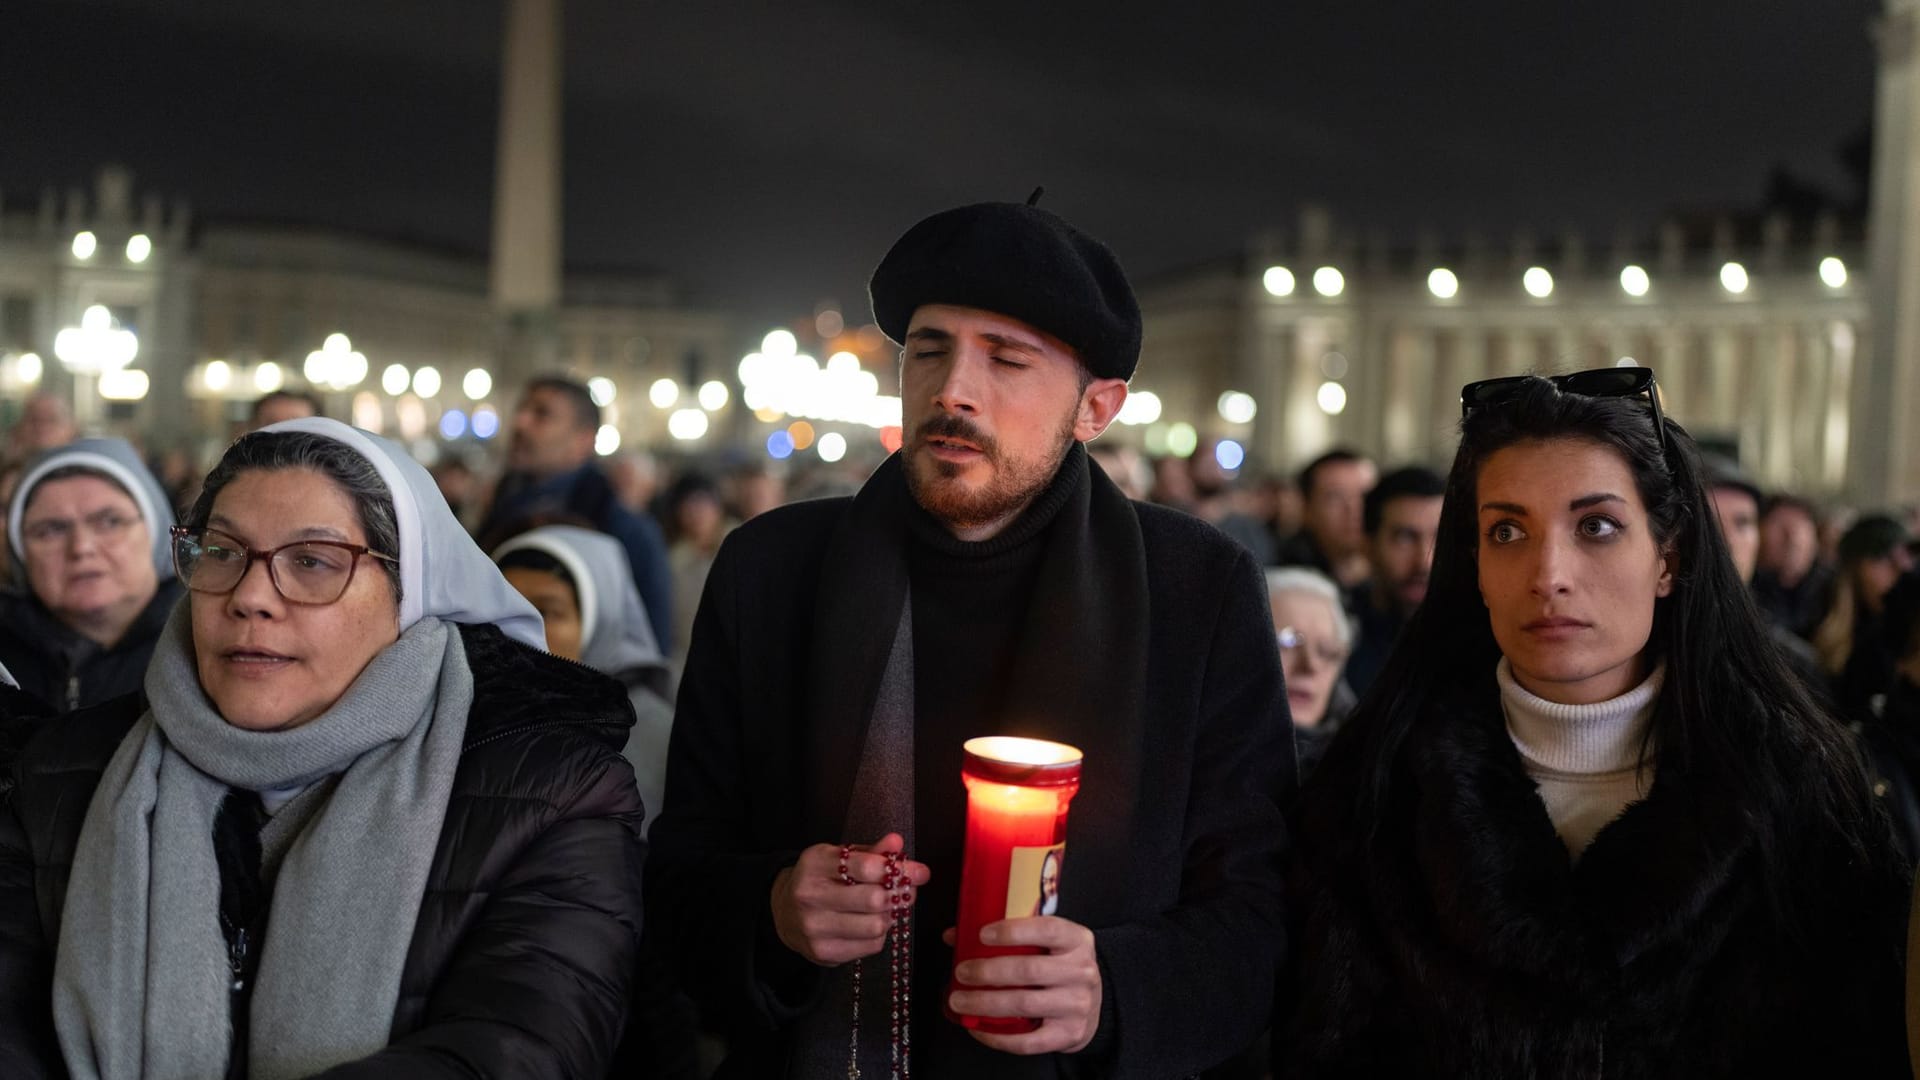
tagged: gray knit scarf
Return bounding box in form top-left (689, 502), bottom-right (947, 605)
top-left (51, 604), bottom-right (472, 1080)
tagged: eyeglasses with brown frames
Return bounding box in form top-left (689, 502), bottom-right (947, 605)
top-left (170, 525), bottom-right (398, 606)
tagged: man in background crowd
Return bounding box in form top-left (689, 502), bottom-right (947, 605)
top-left (247, 389), bottom-right (321, 431)
top-left (6, 393), bottom-right (75, 463)
top-left (479, 374), bottom-right (673, 651)
top-left (1753, 494), bottom-right (1836, 641)
top-left (1278, 448), bottom-right (1376, 592)
top-left (1342, 465), bottom-right (1444, 696)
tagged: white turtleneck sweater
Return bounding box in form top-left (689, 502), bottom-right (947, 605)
top-left (1499, 658), bottom-right (1664, 861)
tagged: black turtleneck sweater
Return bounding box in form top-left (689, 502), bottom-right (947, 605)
top-left (902, 449), bottom-right (1081, 1012)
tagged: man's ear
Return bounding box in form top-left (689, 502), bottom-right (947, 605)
top-left (1074, 379), bottom-right (1129, 442)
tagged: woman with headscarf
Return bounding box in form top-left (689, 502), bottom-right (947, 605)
top-left (0, 438), bottom-right (183, 712)
top-left (494, 523), bottom-right (673, 835)
top-left (0, 418), bottom-right (645, 1079)
top-left (1283, 368), bottom-right (1907, 1076)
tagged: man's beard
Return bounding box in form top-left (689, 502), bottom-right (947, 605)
top-left (904, 412), bottom-right (1076, 532)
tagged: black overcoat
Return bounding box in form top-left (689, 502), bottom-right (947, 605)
top-left (0, 623), bottom-right (646, 1079)
top-left (1283, 673), bottom-right (1910, 1078)
top-left (647, 465), bottom-right (1295, 1078)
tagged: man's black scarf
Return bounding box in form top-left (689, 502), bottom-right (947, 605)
top-left (801, 442), bottom-right (1151, 921)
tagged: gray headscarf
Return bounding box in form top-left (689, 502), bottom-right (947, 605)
top-left (263, 418), bottom-right (546, 649)
top-left (492, 524), bottom-right (664, 675)
top-left (51, 418), bottom-right (544, 1079)
top-left (6, 437), bottom-right (175, 583)
top-left (492, 524), bottom-right (671, 836)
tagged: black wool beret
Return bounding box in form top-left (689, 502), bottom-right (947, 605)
top-left (868, 201), bottom-right (1142, 381)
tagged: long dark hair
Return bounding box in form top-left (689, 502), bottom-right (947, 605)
top-left (1337, 376), bottom-right (1875, 874)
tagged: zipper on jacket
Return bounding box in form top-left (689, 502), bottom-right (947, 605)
top-left (228, 924), bottom-right (249, 995)
top-left (65, 674), bottom-right (79, 712)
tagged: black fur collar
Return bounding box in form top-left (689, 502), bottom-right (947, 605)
top-left (1394, 675), bottom-right (1766, 987)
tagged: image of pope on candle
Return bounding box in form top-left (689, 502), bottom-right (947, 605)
top-left (1035, 849), bottom-right (1061, 917)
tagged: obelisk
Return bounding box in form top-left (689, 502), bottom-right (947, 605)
top-left (490, 0), bottom-right (563, 383)
top-left (1860, 0), bottom-right (1920, 504)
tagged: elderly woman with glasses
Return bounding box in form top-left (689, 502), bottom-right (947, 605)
top-left (0, 419), bottom-right (645, 1079)
top-left (1265, 567), bottom-right (1355, 776)
top-left (0, 438), bottom-right (183, 713)
top-left (1282, 369), bottom-right (1908, 1076)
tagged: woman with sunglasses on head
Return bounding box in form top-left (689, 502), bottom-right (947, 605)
top-left (0, 438), bottom-right (183, 715)
top-left (1283, 369), bottom-right (1907, 1077)
top-left (0, 419), bottom-right (645, 1079)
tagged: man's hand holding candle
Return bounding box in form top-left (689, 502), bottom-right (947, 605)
top-left (770, 832), bottom-right (931, 966)
top-left (945, 916), bottom-right (1104, 1054)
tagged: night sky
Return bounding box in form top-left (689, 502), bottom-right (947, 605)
top-left (6, 0), bottom-right (1881, 325)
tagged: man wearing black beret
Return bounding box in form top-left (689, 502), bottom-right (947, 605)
top-left (648, 198), bottom-right (1293, 1077)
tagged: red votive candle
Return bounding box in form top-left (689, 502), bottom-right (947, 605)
top-left (945, 735), bottom-right (1083, 1034)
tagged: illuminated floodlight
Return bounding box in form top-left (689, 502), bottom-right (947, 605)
top-left (1312, 266), bottom-right (1345, 298)
top-left (762, 329), bottom-right (798, 360)
top-left (381, 364), bottom-right (410, 396)
top-left (1523, 266), bottom-right (1554, 299)
top-left (1427, 268), bottom-right (1458, 299)
top-left (1262, 266), bottom-right (1296, 297)
top-left (668, 408), bottom-right (709, 441)
top-left (98, 369), bottom-right (150, 401)
top-left (1167, 422), bottom-right (1199, 458)
top-left (1117, 389), bottom-right (1162, 426)
top-left (1217, 390), bottom-right (1258, 424)
top-left (463, 368), bottom-right (493, 400)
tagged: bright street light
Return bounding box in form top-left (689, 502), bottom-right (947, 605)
top-left (54, 305), bottom-right (138, 373)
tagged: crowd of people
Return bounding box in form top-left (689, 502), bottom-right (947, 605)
top-left (0, 197), bottom-right (1911, 1078)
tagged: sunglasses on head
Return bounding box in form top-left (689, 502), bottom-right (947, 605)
top-left (1459, 365), bottom-right (1666, 448)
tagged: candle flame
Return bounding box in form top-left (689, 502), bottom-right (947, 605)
top-left (964, 736), bottom-right (1082, 767)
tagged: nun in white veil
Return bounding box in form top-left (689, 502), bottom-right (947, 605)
top-left (495, 523), bottom-right (674, 836)
top-left (0, 418), bottom-right (646, 1080)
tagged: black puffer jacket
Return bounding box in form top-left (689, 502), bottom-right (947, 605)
top-left (0, 579), bottom-right (183, 713)
top-left (0, 622), bottom-right (646, 1079)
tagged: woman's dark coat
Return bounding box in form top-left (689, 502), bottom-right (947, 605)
top-left (0, 622), bottom-right (646, 1079)
top-left (0, 580), bottom-right (184, 713)
top-left (1284, 673), bottom-right (1910, 1078)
